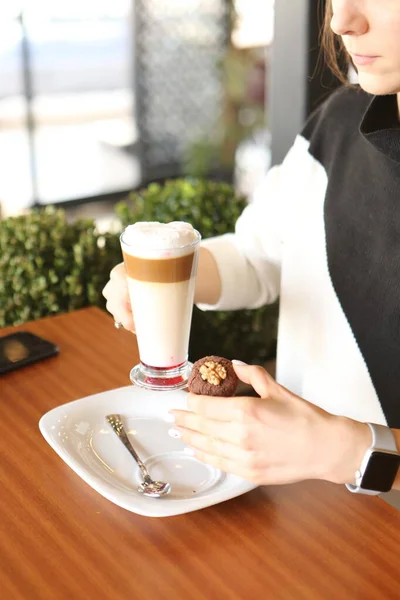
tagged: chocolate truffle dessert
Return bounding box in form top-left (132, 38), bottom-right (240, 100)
top-left (188, 356), bottom-right (238, 397)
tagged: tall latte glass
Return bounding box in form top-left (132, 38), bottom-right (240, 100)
top-left (120, 222), bottom-right (201, 390)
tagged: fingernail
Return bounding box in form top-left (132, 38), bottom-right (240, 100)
top-left (168, 428), bottom-right (182, 439)
top-left (164, 413), bottom-right (176, 423)
top-left (184, 447), bottom-right (196, 457)
top-left (232, 360), bottom-right (248, 366)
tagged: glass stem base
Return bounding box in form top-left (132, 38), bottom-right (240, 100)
top-left (130, 361), bottom-right (192, 391)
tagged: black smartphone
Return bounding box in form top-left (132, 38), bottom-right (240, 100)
top-left (0, 331), bottom-right (59, 375)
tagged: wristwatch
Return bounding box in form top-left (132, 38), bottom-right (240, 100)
top-left (346, 423), bottom-right (400, 495)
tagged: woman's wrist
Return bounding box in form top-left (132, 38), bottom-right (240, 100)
top-left (317, 415), bottom-right (372, 485)
top-left (194, 247), bottom-right (221, 305)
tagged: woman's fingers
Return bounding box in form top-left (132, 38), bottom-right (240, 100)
top-left (185, 393), bottom-right (254, 422)
top-left (171, 411), bottom-right (256, 449)
top-left (177, 427), bottom-right (251, 462)
top-left (102, 263), bottom-right (135, 331)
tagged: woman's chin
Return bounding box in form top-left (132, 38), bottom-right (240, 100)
top-left (358, 72), bottom-right (400, 96)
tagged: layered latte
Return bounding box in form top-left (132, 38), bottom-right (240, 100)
top-left (121, 222), bottom-right (200, 371)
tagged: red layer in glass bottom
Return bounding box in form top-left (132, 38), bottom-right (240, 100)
top-left (141, 361), bottom-right (185, 371)
top-left (144, 375), bottom-right (185, 387)
top-left (141, 361), bottom-right (186, 387)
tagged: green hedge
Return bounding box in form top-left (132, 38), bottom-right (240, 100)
top-left (0, 207), bottom-right (121, 326)
top-left (0, 179), bottom-right (278, 363)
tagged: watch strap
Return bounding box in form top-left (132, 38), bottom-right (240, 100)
top-left (369, 423), bottom-right (398, 452)
top-left (346, 423), bottom-right (398, 495)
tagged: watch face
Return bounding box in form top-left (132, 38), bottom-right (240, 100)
top-left (361, 452), bottom-right (400, 493)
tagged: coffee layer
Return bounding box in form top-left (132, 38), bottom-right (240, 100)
top-left (123, 251), bottom-right (195, 283)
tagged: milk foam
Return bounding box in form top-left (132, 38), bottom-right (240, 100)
top-left (121, 222), bottom-right (199, 258)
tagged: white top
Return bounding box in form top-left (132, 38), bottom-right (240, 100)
top-left (198, 132), bottom-right (387, 426)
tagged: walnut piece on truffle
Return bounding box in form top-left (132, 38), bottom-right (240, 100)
top-left (188, 356), bottom-right (238, 397)
top-left (199, 361), bottom-right (227, 386)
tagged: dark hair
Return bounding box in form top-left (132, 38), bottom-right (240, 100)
top-left (321, 0), bottom-right (351, 84)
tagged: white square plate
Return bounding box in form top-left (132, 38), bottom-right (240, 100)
top-left (39, 386), bottom-right (256, 517)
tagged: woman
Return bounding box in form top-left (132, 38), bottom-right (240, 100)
top-left (103, 1), bottom-right (400, 494)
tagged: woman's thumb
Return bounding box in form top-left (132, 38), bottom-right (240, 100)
top-left (231, 361), bottom-right (272, 397)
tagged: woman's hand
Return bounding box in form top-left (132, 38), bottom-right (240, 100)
top-left (169, 363), bottom-right (371, 486)
top-left (102, 263), bottom-right (135, 332)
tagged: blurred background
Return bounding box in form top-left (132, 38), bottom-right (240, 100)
top-left (0, 0), bottom-right (274, 220)
top-left (0, 0), bottom-right (341, 361)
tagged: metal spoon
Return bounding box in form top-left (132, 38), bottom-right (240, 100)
top-left (105, 414), bottom-right (171, 498)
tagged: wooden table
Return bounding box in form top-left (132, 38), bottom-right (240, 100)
top-left (1, 308), bottom-right (399, 600)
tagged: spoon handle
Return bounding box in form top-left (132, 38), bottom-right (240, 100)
top-left (106, 414), bottom-right (150, 480)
